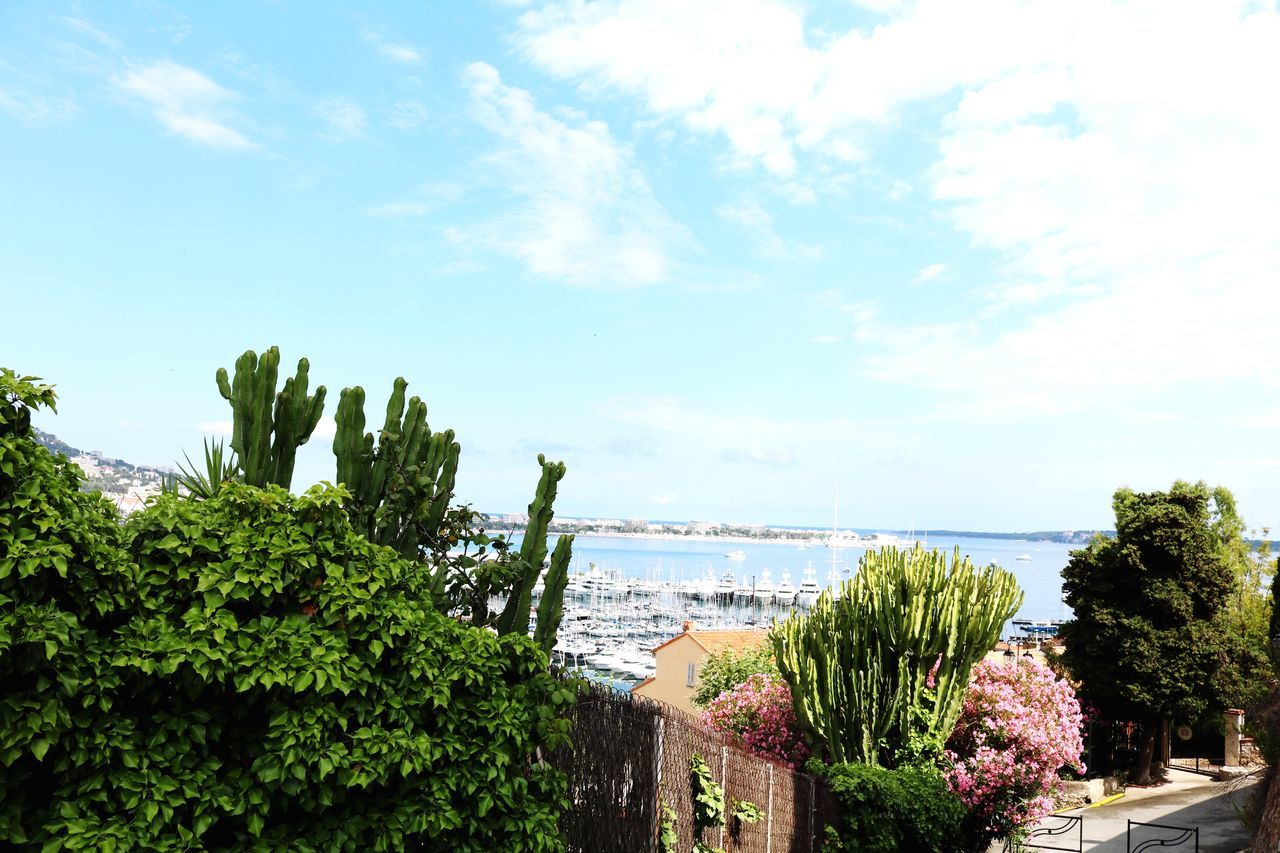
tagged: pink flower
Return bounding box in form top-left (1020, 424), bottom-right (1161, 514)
top-left (701, 674), bottom-right (810, 769)
top-left (945, 659), bottom-right (1085, 839)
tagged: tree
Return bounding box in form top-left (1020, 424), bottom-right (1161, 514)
top-left (1058, 481), bottom-right (1234, 784)
top-left (1206, 487), bottom-right (1273, 712)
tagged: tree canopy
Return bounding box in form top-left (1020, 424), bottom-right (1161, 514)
top-left (1058, 481), bottom-right (1235, 782)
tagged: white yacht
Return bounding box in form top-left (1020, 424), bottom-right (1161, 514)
top-left (716, 569), bottom-right (737, 598)
top-left (1016, 554), bottom-right (1032, 562)
top-left (724, 549), bottom-right (747, 561)
top-left (796, 564), bottom-right (821, 607)
top-left (691, 567), bottom-right (718, 600)
top-left (753, 568), bottom-right (776, 603)
top-left (734, 573), bottom-right (754, 600)
top-left (775, 570), bottom-right (797, 604)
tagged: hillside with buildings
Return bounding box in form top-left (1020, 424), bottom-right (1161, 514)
top-left (33, 429), bottom-right (168, 514)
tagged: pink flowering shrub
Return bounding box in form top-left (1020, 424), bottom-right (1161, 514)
top-left (701, 674), bottom-right (811, 768)
top-left (946, 658), bottom-right (1086, 840)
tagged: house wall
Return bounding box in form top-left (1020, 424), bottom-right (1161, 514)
top-left (632, 635), bottom-right (706, 714)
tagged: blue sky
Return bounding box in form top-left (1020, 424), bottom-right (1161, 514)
top-left (4, 1), bottom-right (1280, 532)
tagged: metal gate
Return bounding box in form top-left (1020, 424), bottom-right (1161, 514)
top-left (1004, 815), bottom-right (1083, 852)
top-left (1127, 819), bottom-right (1199, 851)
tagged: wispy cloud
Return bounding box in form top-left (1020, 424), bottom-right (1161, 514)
top-left (387, 99), bottom-right (428, 129)
top-left (314, 97), bottom-right (366, 141)
top-left (364, 181), bottom-right (464, 218)
top-left (195, 420), bottom-right (232, 435)
top-left (595, 395), bottom-right (918, 468)
top-left (716, 198), bottom-right (820, 261)
top-left (911, 263), bottom-right (945, 284)
top-left (447, 61), bottom-right (691, 288)
top-left (514, 2), bottom-right (1280, 420)
top-left (364, 31), bottom-right (422, 64)
top-left (0, 86), bottom-right (78, 126)
top-left (113, 60), bottom-right (255, 149)
top-left (62, 16), bottom-right (121, 50)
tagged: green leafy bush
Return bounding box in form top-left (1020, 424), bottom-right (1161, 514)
top-left (691, 641), bottom-right (778, 708)
top-left (1, 371), bottom-right (134, 844)
top-left (815, 761), bottom-right (971, 853)
top-left (1, 371), bottom-right (573, 851)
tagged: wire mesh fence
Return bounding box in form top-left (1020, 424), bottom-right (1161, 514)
top-left (549, 680), bottom-right (838, 853)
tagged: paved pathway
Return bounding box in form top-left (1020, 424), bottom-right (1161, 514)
top-left (1016, 767), bottom-right (1261, 852)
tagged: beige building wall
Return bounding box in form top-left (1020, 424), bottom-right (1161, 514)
top-left (632, 626), bottom-right (771, 716)
top-left (632, 634), bottom-right (706, 714)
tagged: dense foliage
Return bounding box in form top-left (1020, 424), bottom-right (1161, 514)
top-left (691, 641), bottom-right (779, 709)
top-left (946, 659), bottom-right (1085, 844)
top-left (773, 545), bottom-right (1022, 766)
top-left (1, 371), bottom-right (574, 850)
top-left (701, 674), bottom-right (810, 768)
top-left (0, 371), bottom-right (132, 844)
top-left (1059, 482), bottom-right (1234, 783)
top-left (207, 347), bottom-right (576, 657)
top-left (815, 761), bottom-right (970, 853)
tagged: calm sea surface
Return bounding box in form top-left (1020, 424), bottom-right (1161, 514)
top-left (537, 532), bottom-right (1075, 628)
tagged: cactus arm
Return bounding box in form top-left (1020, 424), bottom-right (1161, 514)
top-left (495, 455), bottom-right (566, 637)
top-left (773, 545), bottom-right (1024, 766)
top-left (532, 534), bottom-right (573, 656)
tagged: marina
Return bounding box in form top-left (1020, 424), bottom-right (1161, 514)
top-left (509, 532), bottom-right (1076, 688)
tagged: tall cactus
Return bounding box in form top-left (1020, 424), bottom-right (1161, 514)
top-left (215, 347), bottom-right (325, 489)
top-left (332, 378), bottom-right (459, 560)
top-left (495, 455), bottom-right (568, 638)
top-left (772, 545), bottom-right (1022, 766)
top-left (532, 533), bottom-right (574, 656)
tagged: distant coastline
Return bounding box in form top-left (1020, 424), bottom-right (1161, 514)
top-left (32, 428), bottom-right (1120, 545)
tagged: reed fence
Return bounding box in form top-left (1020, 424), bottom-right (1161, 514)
top-left (549, 680), bottom-right (839, 852)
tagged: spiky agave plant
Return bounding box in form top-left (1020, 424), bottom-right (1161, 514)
top-left (172, 437), bottom-right (239, 499)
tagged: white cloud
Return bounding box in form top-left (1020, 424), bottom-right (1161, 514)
top-left (511, 2), bottom-right (1280, 415)
top-left (716, 198), bottom-right (820, 261)
top-left (650, 492), bottom-right (677, 505)
top-left (113, 60), bottom-right (255, 149)
top-left (448, 62), bottom-right (690, 288)
top-left (314, 97), bottom-right (366, 141)
top-left (514, 0), bottom-right (819, 177)
top-left (196, 420), bottom-right (233, 435)
top-left (860, 3), bottom-right (1280, 418)
top-left (911, 263), bottom-right (945, 285)
top-left (312, 416), bottom-right (337, 439)
top-left (0, 86), bottom-right (77, 126)
top-left (364, 32), bottom-right (422, 64)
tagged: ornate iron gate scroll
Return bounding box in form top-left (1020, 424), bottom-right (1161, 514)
top-left (1127, 819), bottom-right (1199, 852)
top-left (1004, 814), bottom-right (1083, 852)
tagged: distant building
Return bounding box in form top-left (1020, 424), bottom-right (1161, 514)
top-left (687, 521), bottom-right (719, 535)
top-left (502, 513), bottom-right (529, 525)
top-left (631, 623), bottom-right (769, 715)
